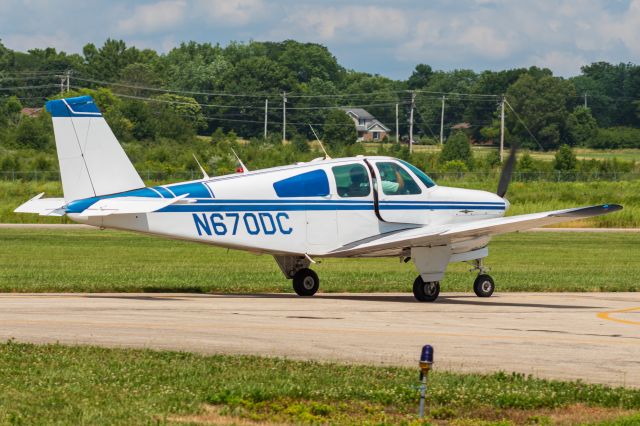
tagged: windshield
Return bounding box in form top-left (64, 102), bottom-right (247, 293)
top-left (399, 160), bottom-right (436, 188)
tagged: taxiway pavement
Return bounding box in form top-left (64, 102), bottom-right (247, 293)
top-left (0, 292), bottom-right (638, 387)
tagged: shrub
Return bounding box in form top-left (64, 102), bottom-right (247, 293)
top-left (440, 131), bottom-right (472, 167)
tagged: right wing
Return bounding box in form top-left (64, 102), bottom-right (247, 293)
top-left (329, 204), bottom-right (622, 257)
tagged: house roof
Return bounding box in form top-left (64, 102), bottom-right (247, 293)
top-left (21, 107), bottom-right (42, 117)
top-left (342, 108), bottom-right (374, 120)
top-left (366, 120), bottom-right (390, 132)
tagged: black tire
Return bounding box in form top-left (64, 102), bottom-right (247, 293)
top-left (412, 276), bottom-right (440, 302)
top-left (473, 274), bottom-right (495, 297)
top-left (292, 268), bottom-right (319, 296)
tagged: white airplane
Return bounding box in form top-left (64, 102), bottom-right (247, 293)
top-left (16, 96), bottom-right (622, 302)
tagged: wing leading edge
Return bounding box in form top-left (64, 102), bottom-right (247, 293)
top-left (329, 204), bottom-right (623, 257)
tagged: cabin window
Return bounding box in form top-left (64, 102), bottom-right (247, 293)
top-left (273, 169), bottom-right (330, 197)
top-left (332, 164), bottom-right (371, 198)
top-left (375, 162), bottom-right (422, 195)
top-left (399, 160), bottom-right (436, 188)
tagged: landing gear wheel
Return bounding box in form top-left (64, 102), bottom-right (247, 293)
top-left (412, 276), bottom-right (440, 302)
top-left (473, 274), bottom-right (495, 297)
top-left (292, 268), bottom-right (319, 296)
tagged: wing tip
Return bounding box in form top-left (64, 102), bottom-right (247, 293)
top-left (552, 204), bottom-right (623, 218)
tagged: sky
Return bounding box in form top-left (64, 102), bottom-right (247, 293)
top-left (1, 0), bottom-right (639, 80)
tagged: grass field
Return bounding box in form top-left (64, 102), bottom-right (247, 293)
top-left (0, 341), bottom-right (639, 425)
top-left (1, 228), bottom-right (639, 293)
top-left (2, 179), bottom-right (639, 227)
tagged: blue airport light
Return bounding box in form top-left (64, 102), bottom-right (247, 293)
top-left (418, 344), bottom-right (434, 418)
top-left (420, 344), bottom-right (434, 364)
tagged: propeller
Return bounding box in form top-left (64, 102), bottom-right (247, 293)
top-left (496, 142), bottom-right (519, 198)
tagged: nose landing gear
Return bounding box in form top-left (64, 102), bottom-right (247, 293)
top-left (473, 274), bottom-right (495, 297)
top-left (471, 258), bottom-right (495, 298)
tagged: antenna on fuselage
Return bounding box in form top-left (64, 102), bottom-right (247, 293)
top-left (192, 154), bottom-right (210, 180)
top-left (230, 148), bottom-right (249, 173)
top-left (309, 124), bottom-right (331, 159)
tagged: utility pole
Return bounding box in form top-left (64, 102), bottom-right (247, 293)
top-left (264, 99), bottom-right (268, 139)
top-left (439, 95), bottom-right (445, 145)
top-left (59, 75), bottom-right (65, 96)
top-left (65, 70), bottom-right (70, 92)
top-left (282, 91), bottom-right (287, 143)
top-left (500, 95), bottom-right (505, 163)
top-left (584, 92), bottom-right (588, 108)
top-left (395, 103), bottom-right (399, 143)
top-left (409, 91), bottom-right (416, 153)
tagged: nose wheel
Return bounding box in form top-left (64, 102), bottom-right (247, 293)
top-left (473, 274), bottom-right (495, 297)
top-left (292, 268), bottom-right (319, 296)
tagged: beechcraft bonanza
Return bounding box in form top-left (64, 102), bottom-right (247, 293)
top-left (16, 96), bottom-right (622, 302)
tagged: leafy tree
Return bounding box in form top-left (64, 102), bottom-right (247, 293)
top-left (578, 62), bottom-right (640, 127)
top-left (14, 114), bottom-right (52, 149)
top-left (416, 69), bottom-right (478, 138)
top-left (589, 127), bottom-right (640, 149)
top-left (278, 41), bottom-right (343, 83)
top-left (322, 110), bottom-right (356, 146)
top-left (566, 106), bottom-right (598, 146)
top-left (120, 100), bottom-right (155, 141)
top-left (119, 63), bottom-right (162, 96)
top-left (407, 64), bottom-right (433, 89)
top-left (439, 131), bottom-right (472, 166)
top-left (0, 96), bottom-right (22, 126)
top-left (155, 94), bottom-right (206, 132)
top-left (554, 144), bottom-right (577, 172)
top-left (506, 73), bottom-right (576, 150)
top-left (82, 39), bottom-right (150, 80)
top-left (0, 40), bottom-right (14, 69)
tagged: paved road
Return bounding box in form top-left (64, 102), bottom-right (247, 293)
top-left (1, 292), bottom-right (638, 387)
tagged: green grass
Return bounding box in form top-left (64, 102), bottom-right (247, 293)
top-left (2, 179), bottom-right (639, 226)
top-left (1, 228), bottom-right (639, 293)
top-left (0, 341), bottom-right (639, 425)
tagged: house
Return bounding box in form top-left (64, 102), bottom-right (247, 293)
top-left (342, 108), bottom-right (390, 142)
top-left (21, 107), bottom-right (43, 117)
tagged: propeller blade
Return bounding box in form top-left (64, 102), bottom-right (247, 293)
top-left (497, 142), bottom-right (518, 198)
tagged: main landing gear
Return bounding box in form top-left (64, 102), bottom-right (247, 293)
top-left (411, 255), bottom-right (496, 303)
top-left (292, 268), bottom-right (319, 296)
top-left (273, 255), bottom-right (320, 297)
top-left (412, 277), bottom-right (440, 302)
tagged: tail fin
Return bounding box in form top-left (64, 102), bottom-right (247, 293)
top-left (46, 96), bottom-right (144, 202)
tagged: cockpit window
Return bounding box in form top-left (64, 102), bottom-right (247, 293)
top-left (399, 160), bottom-right (436, 188)
top-left (332, 164), bottom-right (371, 197)
top-left (376, 162), bottom-right (422, 195)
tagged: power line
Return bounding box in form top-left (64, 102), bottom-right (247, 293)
top-left (504, 98), bottom-right (544, 151)
top-left (0, 84), bottom-right (59, 91)
top-left (99, 89), bottom-right (408, 111)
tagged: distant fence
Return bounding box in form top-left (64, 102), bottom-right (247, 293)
top-left (1, 170), bottom-right (639, 183)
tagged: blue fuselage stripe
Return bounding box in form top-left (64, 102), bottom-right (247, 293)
top-left (158, 204), bottom-right (505, 213)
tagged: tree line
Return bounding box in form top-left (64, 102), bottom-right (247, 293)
top-left (1, 38), bottom-right (640, 153)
